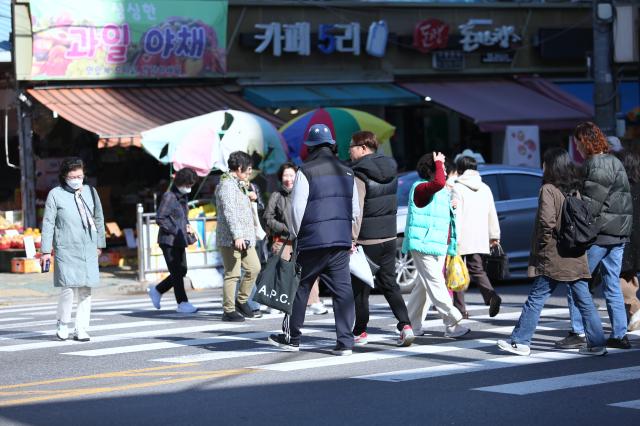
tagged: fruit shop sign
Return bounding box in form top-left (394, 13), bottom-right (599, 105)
top-left (458, 19), bottom-right (521, 53)
top-left (29, 0), bottom-right (228, 80)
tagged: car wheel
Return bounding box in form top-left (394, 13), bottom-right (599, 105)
top-left (395, 237), bottom-right (418, 293)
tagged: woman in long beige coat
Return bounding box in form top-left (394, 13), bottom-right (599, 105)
top-left (497, 148), bottom-right (606, 357)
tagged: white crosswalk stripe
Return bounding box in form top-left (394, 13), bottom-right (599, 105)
top-left (609, 399), bottom-right (640, 410)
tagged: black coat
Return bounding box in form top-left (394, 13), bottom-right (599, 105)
top-left (622, 182), bottom-right (640, 273)
top-left (156, 187), bottom-right (190, 247)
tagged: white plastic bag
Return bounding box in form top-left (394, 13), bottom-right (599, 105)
top-left (251, 202), bottom-right (267, 241)
top-left (350, 245), bottom-right (375, 288)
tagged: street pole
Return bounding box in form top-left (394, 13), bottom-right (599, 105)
top-left (592, 0), bottom-right (617, 136)
top-left (17, 98), bottom-right (36, 229)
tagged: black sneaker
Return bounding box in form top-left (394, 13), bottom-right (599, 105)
top-left (331, 344), bottom-right (353, 356)
top-left (222, 311), bottom-right (245, 322)
top-left (252, 309), bottom-right (263, 319)
top-left (267, 334), bottom-right (299, 352)
top-left (235, 302), bottom-right (254, 318)
top-left (555, 332), bottom-right (587, 349)
top-left (606, 335), bottom-right (631, 349)
top-left (489, 294), bottom-right (502, 318)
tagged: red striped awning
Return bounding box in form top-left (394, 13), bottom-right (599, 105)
top-left (27, 85), bottom-right (283, 148)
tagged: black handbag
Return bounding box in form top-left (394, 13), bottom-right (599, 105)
top-left (252, 241), bottom-right (301, 315)
top-left (484, 243), bottom-right (509, 282)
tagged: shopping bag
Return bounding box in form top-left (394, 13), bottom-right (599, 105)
top-left (253, 241), bottom-right (300, 315)
top-left (350, 245), bottom-right (378, 288)
top-left (446, 255), bottom-right (470, 292)
top-left (251, 202), bottom-right (267, 241)
top-left (484, 243), bottom-right (509, 282)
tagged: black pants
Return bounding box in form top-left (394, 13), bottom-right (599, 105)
top-left (283, 247), bottom-right (355, 348)
top-left (352, 239), bottom-right (410, 335)
top-left (156, 244), bottom-right (188, 304)
top-left (453, 253), bottom-right (497, 314)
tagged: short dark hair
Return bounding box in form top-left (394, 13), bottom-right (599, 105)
top-left (351, 131), bottom-right (379, 151)
top-left (277, 162), bottom-right (298, 182)
top-left (444, 158), bottom-right (456, 175)
top-left (227, 151), bottom-right (253, 172)
top-left (58, 157), bottom-right (84, 185)
top-left (174, 168), bottom-right (198, 187)
top-left (456, 156), bottom-right (477, 174)
top-left (416, 153), bottom-right (436, 180)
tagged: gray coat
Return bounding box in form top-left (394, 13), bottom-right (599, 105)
top-left (41, 185), bottom-right (106, 288)
top-left (214, 174), bottom-right (255, 248)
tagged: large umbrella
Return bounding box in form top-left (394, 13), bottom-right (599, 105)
top-left (279, 108), bottom-right (395, 163)
top-left (141, 110), bottom-right (288, 176)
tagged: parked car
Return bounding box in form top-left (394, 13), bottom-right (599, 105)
top-left (395, 164), bottom-right (543, 292)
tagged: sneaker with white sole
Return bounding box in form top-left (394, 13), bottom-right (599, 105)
top-left (74, 329), bottom-right (90, 342)
top-left (268, 334), bottom-right (299, 352)
top-left (628, 310), bottom-right (640, 332)
top-left (444, 324), bottom-right (470, 338)
top-left (309, 302), bottom-right (329, 315)
top-left (176, 301), bottom-right (198, 314)
top-left (56, 321), bottom-right (69, 341)
top-left (331, 345), bottom-right (352, 356)
top-left (397, 325), bottom-right (415, 347)
top-left (354, 332), bottom-right (368, 346)
top-left (147, 285), bottom-right (162, 310)
top-left (497, 339), bottom-right (530, 356)
top-left (578, 346), bottom-right (607, 356)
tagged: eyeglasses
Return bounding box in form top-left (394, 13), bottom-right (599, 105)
top-left (349, 144), bottom-right (366, 149)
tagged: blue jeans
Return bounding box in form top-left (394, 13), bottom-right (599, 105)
top-left (511, 276), bottom-right (606, 348)
top-left (567, 244), bottom-right (627, 339)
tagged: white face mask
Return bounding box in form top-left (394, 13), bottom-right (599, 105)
top-left (66, 178), bottom-right (83, 190)
top-left (177, 186), bottom-right (192, 194)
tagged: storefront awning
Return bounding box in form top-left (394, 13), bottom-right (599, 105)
top-left (243, 83), bottom-right (421, 108)
top-left (401, 79), bottom-right (593, 132)
top-left (27, 85), bottom-right (284, 148)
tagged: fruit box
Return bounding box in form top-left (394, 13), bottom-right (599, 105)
top-left (11, 257), bottom-right (42, 274)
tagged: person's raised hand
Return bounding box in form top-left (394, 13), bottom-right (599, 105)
top-left (433, 152), bottom-right (446, 163)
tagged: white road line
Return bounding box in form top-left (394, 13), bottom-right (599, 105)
top-left (0, 323), bottom-right (246, 352)
top-left (0, 317), bottom-right (32, 322)
top-left (355, 347), bottom-right (640, 383)
top-left (0, 320), bottom-right (173, 341)
top-left (307, 315), bottom-right (386, 324)
top-left (0, 318), bottom-right (105, 331)
top-left (609, 399), bottom-right (640, 410)
top-left (474, 366), bottom-right (640, 395)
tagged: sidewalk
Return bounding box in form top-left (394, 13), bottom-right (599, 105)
top-left (0, 267), bottom-right (147, 305)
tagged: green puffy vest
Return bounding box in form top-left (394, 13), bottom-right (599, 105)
top-left (402, 180), bottom-right (457, 257)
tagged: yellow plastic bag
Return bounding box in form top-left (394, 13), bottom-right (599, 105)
top-left (446, 255), bottom-right (470, 292)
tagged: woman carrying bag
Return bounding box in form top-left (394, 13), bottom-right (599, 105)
top-left (41, 157), bottom-right (106, 342)
top-left (497, 148), bottom-right (606, 356)
top-left (147, 168), bottom-right (199, 314)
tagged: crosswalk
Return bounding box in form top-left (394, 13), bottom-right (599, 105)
top-left (1, 294), bottom-right (639, 411)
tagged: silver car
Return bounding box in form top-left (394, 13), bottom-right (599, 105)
top-left (395, 165), bottom-right (543, 292)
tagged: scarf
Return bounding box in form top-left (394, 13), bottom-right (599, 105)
top-left (62, 184), bottom-right (96, 234)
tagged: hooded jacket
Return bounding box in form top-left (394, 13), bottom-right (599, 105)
top-left (452, 170), bottom-right (500, 255)
top-left (156, 186), bottom-right (190, 247)
top-left (352, 153), bottom-right (398, 240)
top-left (263, 185), bottom-right (293, 238)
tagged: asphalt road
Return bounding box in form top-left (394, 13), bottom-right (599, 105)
top-left (0, 282), bottom-right (638, 426)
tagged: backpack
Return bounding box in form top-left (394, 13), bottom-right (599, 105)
top-left (557, 191), bottom-right (597, 254)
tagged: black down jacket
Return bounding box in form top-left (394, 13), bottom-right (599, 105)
top-left (582, 153), bottom-right (632, 241)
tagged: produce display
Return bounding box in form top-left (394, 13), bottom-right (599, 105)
top-left (0, 228), bottom-right (42, 251)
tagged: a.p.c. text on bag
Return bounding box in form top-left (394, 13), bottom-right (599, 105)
top-left (252, 241), bottom-right (301, 315)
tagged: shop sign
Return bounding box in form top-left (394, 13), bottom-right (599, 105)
top-left (432, 50), bottom-right (464, 71)
top-left (29, 0), bottom-right (228, 80)
top-left (413, 19), bottom-right (449, 54)
top-left (254, 21), bottom-right (388, 57)
top-left (481, 52), bottom-right (514, 64)
top-left (459, 19), bottom-right (520, 53)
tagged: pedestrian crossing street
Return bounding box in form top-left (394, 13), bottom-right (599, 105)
top-left (1, 294), bottom-right (639, 411)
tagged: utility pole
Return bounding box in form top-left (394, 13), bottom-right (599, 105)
top-left (592, 0), bottom-right (617, 136)
top-left (17, 96), bottom-right (36, 229)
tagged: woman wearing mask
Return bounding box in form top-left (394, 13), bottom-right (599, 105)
top-left (557, 122), bottom-right (633, 350)
top-left (497, 148), bottom-right (606, 356)
top-left (147, 168), bottom-right (199, 314)
top-left (41, 157), bottom-right (106, 342)
top-left (263, 162), bottom-right (328, 315)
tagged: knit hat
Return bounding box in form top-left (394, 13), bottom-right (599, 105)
top-left (304, 124), bottom-right (336, 146)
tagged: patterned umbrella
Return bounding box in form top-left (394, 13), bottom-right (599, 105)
top-left (279, 108), bottom-right (395, 163)
top-left (141, 110), bottom-right (288, 176)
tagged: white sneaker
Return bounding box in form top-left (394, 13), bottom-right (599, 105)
top-left (176, 301), bottom-right (198, 314)
top-left (444, 324), bottom-right (470, 338)
top-left (628, 310), bottom-right (640, 332)
top-left (74, 329), bottom-right (91, 342)
top-left (147, 285), bottom-right (162, 309)
top-left (578, 346), bottom-right (607, 356)
top-left (497, 339), bottom-right (530, 356)
top-left (354, 332), bottom-right (368, 346)
top-left (397, 325), bottom-right (415, 347)
top-left (309, 302), bottom-right (328, 315)
top-left (56, 321), bottom-right (69, 341)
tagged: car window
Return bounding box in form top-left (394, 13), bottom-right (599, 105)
top-left (397, 172), bottom-right (419, 206)
top-left (502, 174), bottom-right (542, 200)
top-left (481, 174), bottom-right (501, 201)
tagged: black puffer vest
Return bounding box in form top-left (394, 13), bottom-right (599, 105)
top-left (352, 153), bottom-right (398, 240)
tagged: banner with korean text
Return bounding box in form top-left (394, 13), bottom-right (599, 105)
top-left (29, 0), bottom-right (227, 80)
